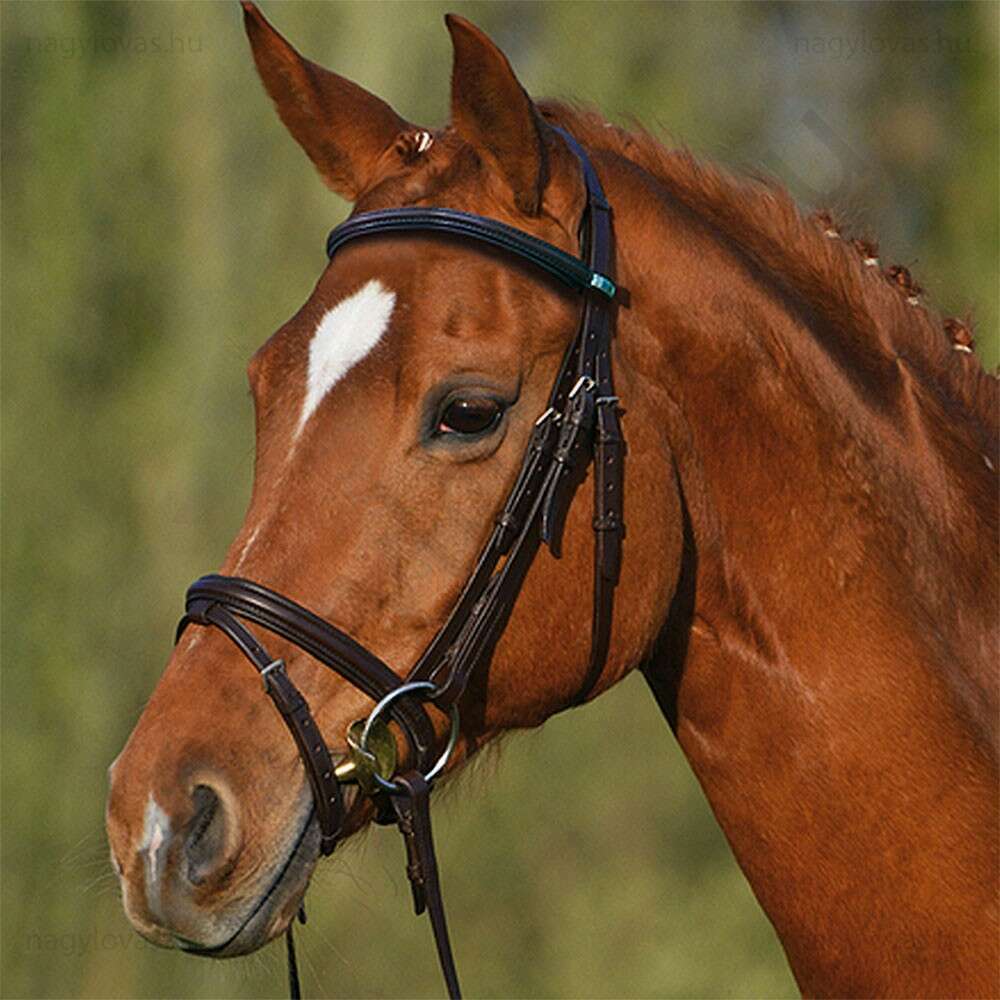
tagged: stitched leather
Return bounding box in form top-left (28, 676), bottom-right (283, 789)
top-left (326, 207), bottom-right (614, 298)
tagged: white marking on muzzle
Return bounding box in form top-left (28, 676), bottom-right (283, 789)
top-left (297, 279), bottom-right (396, 436)
top-left (141, 795), bottom-right (172, 922)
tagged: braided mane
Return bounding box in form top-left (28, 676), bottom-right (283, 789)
top-left (540, 102), bottom-right (997, 448)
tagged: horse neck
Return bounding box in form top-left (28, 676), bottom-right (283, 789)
top-left (606, 158), bottom-right (999, 995)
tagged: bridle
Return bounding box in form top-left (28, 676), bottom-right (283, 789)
top-left (176, 127), bottom-right (622, 999)
top-left (178, 124), bottom-right (620, 1000)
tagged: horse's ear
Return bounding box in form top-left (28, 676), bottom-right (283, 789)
top-left (446, 14), bottom-right (546, 216)
top-left (242, 1), bottom-right (411, 200)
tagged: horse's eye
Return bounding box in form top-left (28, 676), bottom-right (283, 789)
top-left (438, 397), bottom-right (504, 436)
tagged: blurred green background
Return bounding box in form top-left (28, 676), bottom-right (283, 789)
top-left (2, 2), bottom-right (996, 998)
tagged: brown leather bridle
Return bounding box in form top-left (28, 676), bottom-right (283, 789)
top-left (176, 127), bottom-right (622, 999)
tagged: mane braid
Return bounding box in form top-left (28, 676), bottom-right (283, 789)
top-left (540, 102), bottom-right (998, 448)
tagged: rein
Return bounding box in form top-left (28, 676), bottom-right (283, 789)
top-left (176, 127), bottom-right (622, 999)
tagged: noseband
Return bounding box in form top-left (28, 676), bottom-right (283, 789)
top-left (176, 128), bottom-right (622, 999)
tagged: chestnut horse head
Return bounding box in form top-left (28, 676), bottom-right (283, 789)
top-left (107, 4), bottom-right (998, 996)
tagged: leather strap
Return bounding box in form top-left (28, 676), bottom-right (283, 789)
top-left (285, 925), bottom-right (301, 1000)
top-left (557, 125), bottom-right (623, 703)
top-left (406, 125), bottom-right (623, 710)
top-left (404, 341), bottom-right (581, 702)
top-left (178, 600), bottom-right (346, 856)
top-left (178, 577), bottom-right (436, 854)
top-left (285, 906), bottom-right (307, 999)
top-left (390, 771), bottom-right (461, 999)
top-left (182, 575), bottom-right (436, 764)
top-left (327, 207), bottom-right (615, 299)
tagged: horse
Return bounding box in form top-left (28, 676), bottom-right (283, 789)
top-left (106, 4), bottom-right (999, 997)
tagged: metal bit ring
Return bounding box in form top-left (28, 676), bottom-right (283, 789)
top-left (359, 680), bottom-right (460, 792)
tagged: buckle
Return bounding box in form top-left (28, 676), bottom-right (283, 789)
top-left (260, 658), bottom-right (286, 693)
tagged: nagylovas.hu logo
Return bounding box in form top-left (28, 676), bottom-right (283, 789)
top-left (25, 929), bottom-right (144, 957)
top-left (26, 33), bottom-right (204, 59)
top-left (793, 30), bottom-right (972, 59)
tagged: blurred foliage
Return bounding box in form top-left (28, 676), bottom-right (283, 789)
top-left (1, 2), bottom-right (995, 998)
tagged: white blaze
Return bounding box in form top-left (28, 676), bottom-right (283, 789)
top-left (297, 279), bottom-right (396, 436)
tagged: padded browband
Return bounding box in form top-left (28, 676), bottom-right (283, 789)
top-left (326, 207), bottom-right (616, 300)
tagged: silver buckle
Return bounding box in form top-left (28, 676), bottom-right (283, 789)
top-left (260, 658), bottom-right (285, 692)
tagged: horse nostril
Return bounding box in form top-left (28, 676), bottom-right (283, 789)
top-left (184, 784), bottom-right (227, 886)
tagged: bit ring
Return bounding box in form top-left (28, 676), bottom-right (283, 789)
top-left (359, 681), bottom-right (460, 792)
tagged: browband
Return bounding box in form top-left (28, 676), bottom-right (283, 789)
top-left (326, 206), bottom-right (616, 299)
